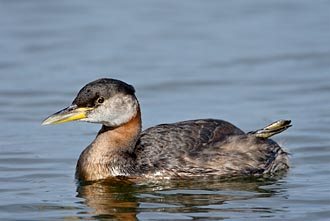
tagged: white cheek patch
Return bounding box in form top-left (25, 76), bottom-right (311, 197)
top-left (83, 94), bottom-right (138, 127)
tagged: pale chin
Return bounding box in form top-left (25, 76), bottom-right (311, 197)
top-left (80, 94), bottom-right (139, 127)
top-left (80, 113), bottom-right (134, 127)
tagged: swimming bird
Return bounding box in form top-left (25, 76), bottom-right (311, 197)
top-left (42, 78), bottom-right (291, 181)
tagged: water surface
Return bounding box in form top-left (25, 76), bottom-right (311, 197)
top-left (0, 0), bottom-right (329, 220)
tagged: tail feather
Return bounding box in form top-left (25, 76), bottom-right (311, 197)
top-left (248, 120), bottom-right (292, 139)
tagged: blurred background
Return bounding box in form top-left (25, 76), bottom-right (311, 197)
top-left (0, 0), bottom-right (329, 220)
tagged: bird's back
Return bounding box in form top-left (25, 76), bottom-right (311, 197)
top-left (134, 119), bottom-right (289, 178)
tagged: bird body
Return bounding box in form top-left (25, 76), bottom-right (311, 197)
top-left (42, 78), bottom-right (291, 181)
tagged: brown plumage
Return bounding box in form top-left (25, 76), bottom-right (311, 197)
top-left (42, 78), bottom-right (291, 181)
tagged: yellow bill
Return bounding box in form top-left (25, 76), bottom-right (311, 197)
top-left (42, 105), bottom-right (94, 125)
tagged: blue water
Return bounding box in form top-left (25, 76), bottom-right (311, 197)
top-left (0, 0), bottom-right (329, 220)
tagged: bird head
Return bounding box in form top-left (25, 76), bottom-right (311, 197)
top-left (42, 78), bottom-right (139, 127)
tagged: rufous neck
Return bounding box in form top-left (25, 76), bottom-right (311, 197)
top-left (95, 106), bottom-right (142, 153)
top-left (76, 107), bottom-right (142, 181)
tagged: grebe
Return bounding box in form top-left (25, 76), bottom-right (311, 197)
top-left (42, 78), bottom-right (291, 181)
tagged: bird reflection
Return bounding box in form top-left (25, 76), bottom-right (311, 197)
top-left (76, 177), bottom-right (286, 220)
top-left (76, 177), bottom-right (139, 221)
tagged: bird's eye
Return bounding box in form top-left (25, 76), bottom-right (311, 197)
top-left (96, 97), bottom-right (105, 104)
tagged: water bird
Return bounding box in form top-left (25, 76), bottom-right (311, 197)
top-left (42, 78), bottom-right (291, 181)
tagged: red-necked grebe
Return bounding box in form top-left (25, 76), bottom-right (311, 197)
top-left (42, 78), bottom-right (291, 181)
